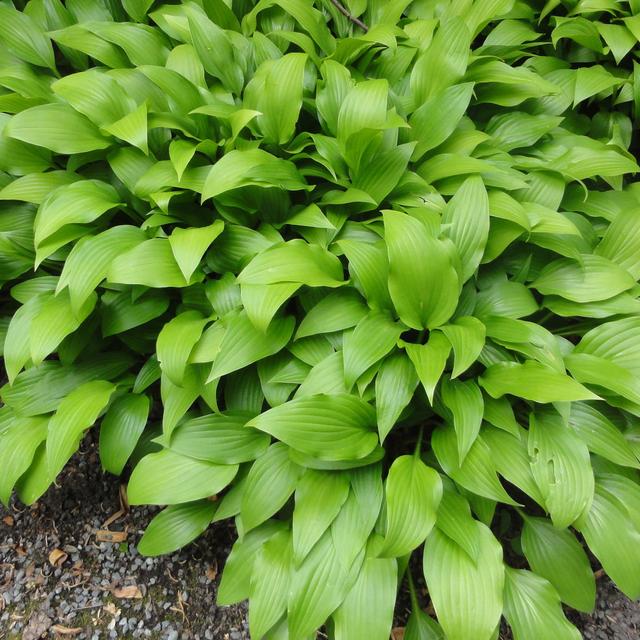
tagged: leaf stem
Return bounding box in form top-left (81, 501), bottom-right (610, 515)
top-left (414, 425), bottom-right (424, 458)
top-left (329, 0), bottom-right (369, 32)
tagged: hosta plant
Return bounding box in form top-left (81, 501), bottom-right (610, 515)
top-left (2, 0), bottom-right (640, 638)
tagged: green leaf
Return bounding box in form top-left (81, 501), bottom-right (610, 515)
top-left (409, 83), bottom-right (475, 160)
top-left (127, 449), bottom-right (238, 505)
top-left (441, 378), bottom-right (484, 464)
top-left (503, 568), bottom-right (581, 640)
top-left (0, 171), bottom-right (80, 204)
top-left (169, 221), bottom-right (224, 282)
top-left (296, 289), bottom-right (367, 339)
top-left (238, 240), bottom-right (344, 287)
top-left (247, 393), bottom-right (378, 461)
top-left (253, 53), bottom-right (307, 145)
top-left (375, 352), bottom-right (419, 442)
top-left (107, 239), bottom-right (190, 288)
top-left (201, 149), bottom-right (308, 201)
top-left (58, 226), bottom-right (146, 313)
top-left (595, 208), bottom-right (640, 278)
top-left (101, 101), bottom-right (148, 154)
top-left (241, 443), bottom-right (302, 532)
top-left (46, 380), bottom-right (116, 481)
top-left (528, 410), bottom-right (594, 528)
top-left (442, 176), bottom-right (490, 283)
top-left (405, 332), bottom-right (452, 404)
top-left (288, 530), bottom-right (356, 639)
top-left (423, 524), bottom-right (504, 640)
top-left (249, 529), bottom-right (292, 638)
top-left (384, 210), bottom-right (460, 330)
top-left (0, 415), bottom-right (48, 506)
top-left (217, 520), bottom-right (287, 604)
top-left (532, 256), bottom-right (636, 303)
top-left (479, 361), bottom-right (599, 403)
top-left (568, 402), bottom-right (639, 468)
top-left (0, 6), bottom-right (56, 70)
top-left (138, 501), bottom-right (216, 556)
top-left (440, 317), bottom-right (486, 379)
top-left (343, 311), bottom-right (403, 390)
top-left (34, 179), bottom-right (121, 248)
top-left (169, 410), bottom-right (270, 464)
top-left (333, 557), bottom-right (397, 640)
top-left (157, 311), bottom-right (208, 386)
top-left (6, 104), bottom-right (111, 154)
top-left (521, 516), bottom-right (595, 612)
top-left (99, 394), bottom-right (149, 476)
top-left (208, 311), bottom-right (295, 380)
top-left (292, 469), bottom-right (350, 565)
top-left (380, 455), bottom-right (442, 558)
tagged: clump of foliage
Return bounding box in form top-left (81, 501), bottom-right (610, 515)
top-left (2, 0), bottom-right (640, 637)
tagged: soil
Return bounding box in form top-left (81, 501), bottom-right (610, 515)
top-left (1, 438), bottom-right (639, 640)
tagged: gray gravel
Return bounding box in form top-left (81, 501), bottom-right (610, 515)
top-left (0, 438), bottom-right (248, 640)
top-left (1, 437), bottom-right (639, 639)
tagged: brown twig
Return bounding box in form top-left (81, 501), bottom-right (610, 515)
top-left (330, 0), bottom-right (369, 32)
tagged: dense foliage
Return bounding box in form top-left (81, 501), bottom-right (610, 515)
top-left (2, 0), bottom-right (640, 637)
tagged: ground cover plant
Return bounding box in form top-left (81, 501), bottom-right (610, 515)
top-left (1, 0), bottom-right (640, 638)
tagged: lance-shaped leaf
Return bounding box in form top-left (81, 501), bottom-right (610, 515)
top-left (6, 104), bottom-right (111, 154)
top-left (0, 416), bottom-right (48, 506)
top-left (208, 311), bottom-right (295, 380)
top-left (169, 221), bottom-right (224, 282)
top-left (343, 311), bottom-right (403, 390)
top-left (503, 568), bottom-right (582, 640)
top-left (99, 394), bottom-right (150, 476)
top-left (241, 443), bottom-right (302, 532)
top-left (375, 352), bottom-right (419, 442)
top-left (442, 177), bottom-right (490, 283)
top-left (0, 6), bottom-right (56, 70)
top-left (292, 469), bottom-right (350, 565)
top-left (34, 180), bottom-right (121, 248)
top-left (247, 393), bottom-right (378, 461)
top-left (384, 210), bottom-right (460, 330)
top-left (380, 455), bottom-right (442, 558)
top-left (47, 381), bottom-right (116, 481)
top-left (423, 524), bottom-right (504, 640)
top-left (296, 289), bottom-right (368, 339)
top-left (57, 226), bottom-right (146, 312)
top-left (405, 332), bottom-right (452, 404)
top-left (441, 378), bottom-right (484, 464)
top-left (157, 311), bottom-right (208, 386)
top-left (479, 361), bottom-right (599, 403)
top-left (238, 239), bottom-right (344, 288)
top-left (249, 529), bottom-right (292, 638)
top-left (201, 149), bottom-right (308, 201)
top-left (528, 410), bottom-right (594, 528)
top-left (521, 516), bottom-right (595, 613)
top-left (168, 410), bottom-right (270, 465)
top-left (138, 500), bottom-right (217, 556)
top-left (127, 449), bottom-right (238, 505)
top-left (440, 317), bottom-right (486, 379)
top-left (108, 239), bottom-right (190, 288)
top-left (333, 557), bottom-right (397, 640)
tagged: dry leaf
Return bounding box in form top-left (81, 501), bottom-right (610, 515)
top-left (205, 560), bottom-right (218, 581)
top-left (103, 602), bottom-right (119, 617)
top-left (2, 515), bottom-right (14, 527)
top-left (391, 628), bottom-right (405, 640)
top-left (48, 548), bottom-right (68, 567)
top-left (95, 530), bottom-right (128, 543)
top-left (111, 585), bottom-right (143, 599)
top-left (51, 624), bottom-right (82, 636)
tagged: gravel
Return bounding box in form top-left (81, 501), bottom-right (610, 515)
top-left (1, 435), bottom-right (638, 639)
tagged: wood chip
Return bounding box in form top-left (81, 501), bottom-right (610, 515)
top-left (111, 585), bottom-right (143, 599)
top-left (391, 628), bottom-right (405, 640)
top-left (95, 530), bottom-right (128, 543)
top-left (2, 515), bottom-right (14, 527)
top-left (205, 560), bottom-right (218, 581)
top-left (48, 548), bottom-right (68, 567)
top-left (51, 625), bottom-right (82, 636)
